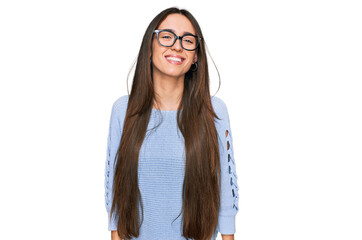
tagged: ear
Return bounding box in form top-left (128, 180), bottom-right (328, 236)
top-left (193, 53), bottom-right (198, 63)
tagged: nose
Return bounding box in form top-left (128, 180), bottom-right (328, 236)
top-left (171, 38), bottom-right (183, 51)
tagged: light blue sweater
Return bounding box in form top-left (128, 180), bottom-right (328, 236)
top-left (104, 95), bottom-right (239, 240)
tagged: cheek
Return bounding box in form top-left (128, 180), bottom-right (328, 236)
top-left (188, 52), bottom-right (196, 63)
top-left (152, 42), bottom-right (165, 63)
top-left (152, 40), bottom-right (160, 57)
top-left (152, 50), bottom-right (165, 67)
top-left (186, 53), bottom-right (196, 65)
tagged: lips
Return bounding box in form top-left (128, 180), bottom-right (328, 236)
top-left (165, 55), bottom-right (185, 65)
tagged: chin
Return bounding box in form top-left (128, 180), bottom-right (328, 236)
top-left (153, 62), bottom-right (189, 78)
top-left (162, 67), bottom-right (187, 78)
top-left (167, 72), bottom-right (187, 78)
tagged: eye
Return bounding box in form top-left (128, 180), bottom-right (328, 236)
top-left (183, 36), bottom-right (195, 44)
top-left (159, 31), bottom-right (175, 41)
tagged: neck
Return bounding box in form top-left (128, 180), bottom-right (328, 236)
top-left (152, 71), bottom-right (184, 111)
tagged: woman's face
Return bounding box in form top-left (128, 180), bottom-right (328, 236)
top-left (151, 13), bottom-right (198, 79)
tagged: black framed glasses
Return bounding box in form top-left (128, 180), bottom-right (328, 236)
top-left (154, 29), bottom-right (201, 51)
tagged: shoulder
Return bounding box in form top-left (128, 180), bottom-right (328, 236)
top-left (112, 94), bottom-right (129, 111)
top-left (110, 95), bottom-right (129, 125)
top-left (211, 96), bottom-right (230, 123)
top-left (111, 95), bottom-right (129, 116)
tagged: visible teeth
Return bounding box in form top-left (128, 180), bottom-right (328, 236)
top-left (166, 57), bottom-right (182, 62)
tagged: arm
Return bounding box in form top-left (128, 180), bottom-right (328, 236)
top-left (221, 234), bottom-right (235, 240)
top-left (214, 97), bottom-right (240, 235)
top-left (111, 231), bottom-right (123, 240)
top-left (105, 98), bottom-right (123, 231)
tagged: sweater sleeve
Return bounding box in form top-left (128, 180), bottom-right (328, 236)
top-left (214, 97), bottom-right (240, 234)
top-left (104, 98), bottom-right (123, 231)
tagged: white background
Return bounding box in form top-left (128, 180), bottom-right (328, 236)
top-left (0, 0), bottom-right (361, 239)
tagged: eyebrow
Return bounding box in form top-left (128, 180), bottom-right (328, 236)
top-left (161, 28), bottom-right (196, 36)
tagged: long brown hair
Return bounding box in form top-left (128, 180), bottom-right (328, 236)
top-left (110, 7), bottom-right (222, 240)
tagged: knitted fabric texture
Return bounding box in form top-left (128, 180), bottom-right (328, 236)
top-left (104, 95), bottom-right (239, 240)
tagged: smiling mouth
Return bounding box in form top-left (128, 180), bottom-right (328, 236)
top-left (165, 55), bottom-right (185, 65)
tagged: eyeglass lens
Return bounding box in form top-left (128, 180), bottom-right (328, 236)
top-left (158, 31), bottom-right (197, 50)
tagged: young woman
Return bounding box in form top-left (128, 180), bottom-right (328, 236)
top-left (104, 7), bottom-right (239, 240)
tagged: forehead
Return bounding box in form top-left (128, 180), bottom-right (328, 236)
top-left (158, 13), bottom-right (196, 35)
